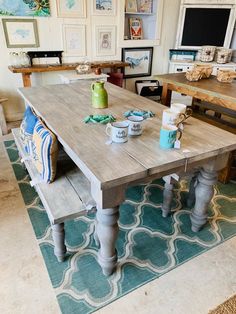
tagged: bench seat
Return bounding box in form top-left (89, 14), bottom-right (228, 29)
top-left (12, 128), bottom-right (96, 261)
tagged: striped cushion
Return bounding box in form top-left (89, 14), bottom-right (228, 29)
top-left (20, 106), bottom-right (38, 156)
top-left (32, 120), bottom-right (58, 183)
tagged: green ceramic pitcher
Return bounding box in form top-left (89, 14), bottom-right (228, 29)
top-left (91, 81), bottom-right (108, 109)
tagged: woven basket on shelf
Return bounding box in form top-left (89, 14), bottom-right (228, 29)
top-left (215, 48), bottom-right (233, 64)
top-left (200, 46), bottom-right (216, 62)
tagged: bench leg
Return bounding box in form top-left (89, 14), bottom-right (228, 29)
top-left (51, 223), bottom-right (66, 262)
top-left (161, 176), bottom-right (174, 217)
top-left (96, 206), bottom-right (119, 276)
top-left (190, 167), bottom-right (217, 232)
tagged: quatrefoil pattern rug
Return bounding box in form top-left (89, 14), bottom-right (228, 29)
top-left (5, 140), bottom-right (236, 314)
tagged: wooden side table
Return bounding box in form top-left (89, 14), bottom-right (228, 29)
top-left (8, 61), bottom-right (129, 87)
top-left (0, 98), bottom-right (8, 135)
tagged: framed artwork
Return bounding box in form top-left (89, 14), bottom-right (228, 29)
top-left (95, 25), bottom-right (116, 57)
top-left (122, 47), bottom-right (153, 78)
top-left (125, 0), bottom-right (137, 13)
top-left (56, 0), bottom-right (86, 18)
top-left (129, 17), bottom-right (143, 40)
top-left (63, 24), bottom-right (86, 56)
top-left (92, 0), bottom-right (116, 15)
top-left (137, 0), bottom-right (153, 13)
top-left (0, 0), bottom-right (50, 16)
top-left (2, 18), bottom-right (39, 48)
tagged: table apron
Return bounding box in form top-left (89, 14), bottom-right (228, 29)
top-left (166, 82), bottom-right (235, 111)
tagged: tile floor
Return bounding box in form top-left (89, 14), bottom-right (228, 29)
top-left (1, 133), bottom-right (236, 314)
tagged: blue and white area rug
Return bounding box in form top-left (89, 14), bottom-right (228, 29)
top-left (5, 140), bottom-right (236, 314)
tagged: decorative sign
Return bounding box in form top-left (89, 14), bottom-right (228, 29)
top-left (129, 17), bottom-right (143, 40)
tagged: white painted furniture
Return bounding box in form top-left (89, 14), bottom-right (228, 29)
top-left (59, 72), bottom-right (109, 84)
top-left (17, 81), bottom-right (236, 276)
top-left (12, 128), bottom-right (96, 262)
top-left (0, 98), bottom-right (8, 135)
top-left (175, 0), bottom-right (236, 49)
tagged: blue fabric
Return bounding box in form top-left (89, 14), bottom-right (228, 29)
top-left (23, 106), bottom-right (38, 134)
top-left (20, 106), bottom-right (38, 155)
top-left (32, 120), bottom-right (58, 183)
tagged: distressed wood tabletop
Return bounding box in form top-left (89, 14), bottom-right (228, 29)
top-left (18, 81), bottom-right (236, 189)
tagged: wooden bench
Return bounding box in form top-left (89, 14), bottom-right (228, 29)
top-left (12, 128), bottom-right (96, 262)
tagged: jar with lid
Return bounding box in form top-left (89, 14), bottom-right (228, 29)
top-left (9, 52), bottom-right (19, 67)
top-left (18, 52), bottom-right (30, 67)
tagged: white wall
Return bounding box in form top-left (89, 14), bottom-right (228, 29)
top-left (230, 25), bottom-right (236, 61)
top-left (0, 0), bottom-right (181, 122)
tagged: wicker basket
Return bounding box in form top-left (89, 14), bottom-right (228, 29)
top-left (216, 69), bottom-right (236, 82)
top-left (200, 46), bottom-right (216, 62)
top-left (215, 48), bottom-right (233, 64)
top-left (186, 64), bottom-right (213, 81)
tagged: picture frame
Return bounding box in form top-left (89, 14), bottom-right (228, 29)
top-left (125, 0), bottom-right (137, 13)
top-left (95, 25), bottom-right (116, 57)
top-left (137, 0), bottom-right (153, 13)
top-left (122, 47), bottom-right (153, 78)
top-left (56, 0), bottom-right (86, 18)
top-left (92, 0), bottom-right (116, 15)
top-left (63, 24), bottom-right (86, 56)
top-left (2, 18), bottom-right (39, 48)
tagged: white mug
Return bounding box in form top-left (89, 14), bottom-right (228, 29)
top-left (171, 103), bottom-right (187, 114)
top-left (127, 116), bottom-right (144, 136)
top-left (162, 109), bottom-right (179, 126)
top-left (106, 121), bottom-right (129, 143)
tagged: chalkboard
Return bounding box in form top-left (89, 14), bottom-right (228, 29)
top-left (181, 8), bottom-right (230, 47)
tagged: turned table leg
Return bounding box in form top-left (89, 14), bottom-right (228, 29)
top-left (190, 167), bottom-right (218, 232)
top-left (96, 206), bottom-right (119, 276)
top-left (187, 170), bottom-right (199, 208)
top-left (161, 175), bottom-right (175, 217)
top-left (51, 223), bottom-right (66, 262)
top-left (94, 215), bottom-right (100, 247)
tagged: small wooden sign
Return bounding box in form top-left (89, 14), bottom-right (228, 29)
top-left (129, 17), bottom-right (143, 40)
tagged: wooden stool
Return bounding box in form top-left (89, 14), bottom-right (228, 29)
top-left (0, 98), bottom-right (8, 135)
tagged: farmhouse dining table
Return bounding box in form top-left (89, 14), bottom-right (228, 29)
top-left (18, 81), bottom-right (236, 276)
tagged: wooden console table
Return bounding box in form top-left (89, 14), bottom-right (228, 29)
top-left (9, 61), bottom-right (129, 87)
top-left (155, 73), bottom-right (236, 183)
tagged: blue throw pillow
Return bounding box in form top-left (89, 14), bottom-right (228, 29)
top-left (32, 119), bottom-right (58, 183)
top-left (20, 106), bottom-right (38, 155)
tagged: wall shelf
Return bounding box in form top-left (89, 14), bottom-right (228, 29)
top-left (118, 0), bottom-right (163, 47)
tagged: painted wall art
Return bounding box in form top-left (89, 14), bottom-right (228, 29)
top-left (0, 0), bottom-right (50, 16)
top-left (95, 25), bottom-right (116, 56)
top-left (56, 0), bottom-right (86, 18)
top-left (122, 47), bottom-right (153, 78)
top-left (63, 24), bottom-right (86, 56)
top-left (92, 0), bottom-right (115, 15)
top-left (2, 18), bottom-right (39, 48)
